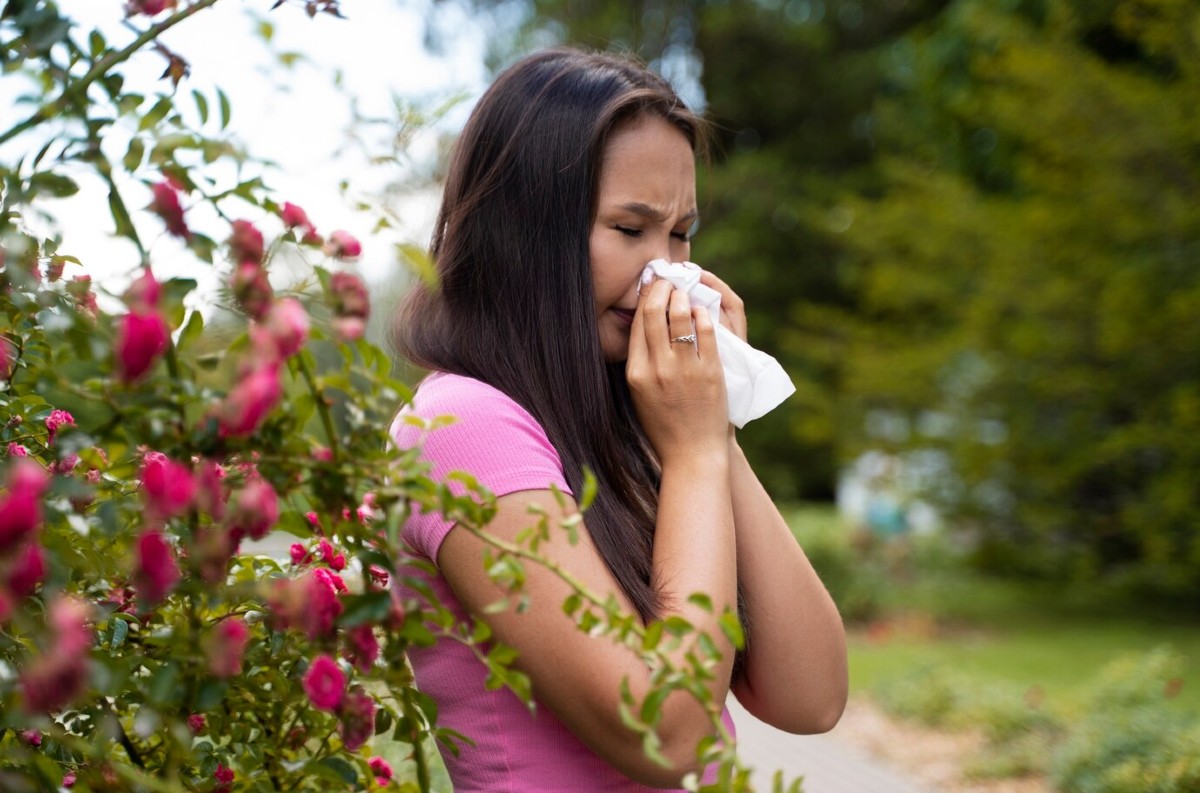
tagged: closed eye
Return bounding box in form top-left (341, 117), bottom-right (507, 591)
top-left (615, 225), bottom-right (643, 238)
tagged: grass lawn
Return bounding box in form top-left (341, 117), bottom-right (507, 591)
top-left (786, 504), bottom-right (1200, 715)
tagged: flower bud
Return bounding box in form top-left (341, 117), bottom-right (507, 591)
top-left (326, 230), bottom-right (362, 259)
top-left (227, 477), bottom-right (279, 541)
top-left (0, 336), bottom-right (15, 382)
top-left (262, 297), bottom-right (309, 358)
top-left (141, 454), bottom-right (196, 519)
top-left (125, 269), bottom-right (162, 312)
top-left (134, 528), bottom-right (180, 605)
top-left (231, 262), bottom-right (273, 320)
top-left (217, 361), bottom-right (282, 437)
top-left (369, 757), bottom-right (394, 787)
top-left (116, 310), bottom-right (170, 382)
top-left (8, 541), bottom-right (46, 597)
top-left (0, 458), bottom-right (49, 546)
top-left (205, 617), bottom-right (250, 678)
top-left (228, 220), bottom-right (265, 265)
top-left (279, 202), bottom-right (310, 229)
top-left (149, 179), bottom-right (189, 239)
top-left (338, 686), bottom-right (376, 751)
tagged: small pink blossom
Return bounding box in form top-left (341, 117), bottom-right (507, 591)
top-left (7, 443), bottom-right (28, 457)
top-left (228, 220), bottom-right (265, 265)
top-left (141, 454), bottom-right (196, 518)
top-left (187, 713), bottom-right (206, 733)
top-left (205, 617), bottom-right (250, 678)
top-left (62, 772), bottom-right (76, 788)
top-left (50, 452), bottom-right (79, 475)
top-left (329, 271), bottom-right (370, 344)
top-left (134, 528), bottom-right (180, 605)
top-left (313, 566), bottom-right (347, 594)
top-left (116, 310), bottom-right (169, 382)
top-left (227, 477), bottom-right (279, 541)
top-left (231, 262), bottom-right (273, 320)
top-left (368, 564), bottom-right (389, 590)
top-left (125, 269), bottom-right (162, 312)
top-left (20, 596), bottom-right (92, 713)
top-left (369, 756), bottom-right (394, 786)
top-left (280, 202), bottom-right (310, 229)
top-left (214, 762), bottom-right (235, 793)
top-left (0, 458), bottom-right (49, 546)
top-left (332, 316), bottom-right (367, 343)
top-left (326, 230), bottom-right (362, 259)
top-left (290, 543), bottom-right (310, 566)
top-left (149, 179), bottom-right (189, 239)
top-left (344, 624), bottom-right (379, 673)
top-left (20, 729), bottom-right (41, 746)
top-left (45, 409), bottom-right (75, 444)
top-left (194, 459), bottom-right (227, 521)
top-left (46, 257), bottom-right (66, 283)
top-left (312, 447), bottom-right (333, 462)
top-left (127, 0), bottom-right (177, 17)
top-left (303, 654), bottom-right (345, 711)
top-left (193, 525), bottom-right (239, 584)
top-left (0, 336), bottom-right (15, 381)
top-left (218, 361), bottom-right (282, 437)
top-left (263, 298), bottom-right (309, 358)
top-left (67, 275), bottom-right (99, 318)
top-left (305, 511), bottom-right (320, 527)
top-left (8, 541), bottom-right (46, 597)
top-left (338, 686), bottom-right (376, 751)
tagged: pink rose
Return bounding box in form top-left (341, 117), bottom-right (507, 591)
top-left (20, 730), bottom-right (41, 747)
top-left (214, 762), bottom-right (234, 793)
top-left (338, 686), bottom-right (376, 751)
top-left (7, 443), bottom-right (28, 457)
top-left (368, 564), bottom-right (389, 590)
top-left (125, 269), bottom-right (162, 312)
top-left (149, 179), bottom-right (189, 239)
top-left (0, 336), bottom-right (14, 382)
top-left (329, 272), bottom-right (370, 319)
top-left (20, 596), bottom-right (92, 713)
top-left (0, 458), bottom-right (49, 546)
top-left (141, 454), bottom-right (196, 518)
top-left (45, 409), bottom-right (75, 444)
top-left (116, 310), bottom-right (169, 382)
top-left (62, 772), bottom-right (76, 788)
top-left (280, 202), bottom-right (310, 229)
top-left (332, 316), bottom-right (367, 343)
top-left (231, 262), bottom-right (273, 320)
top-left (302, 654), bottom-right (345, 711)
top-left (289, 543), bottom-right (310, 566)
top-left (227, 477), bottom-right (279, 541)
top-left (263, 297), bottom-right (309, 358)
top-left (205, 617), bottom-right (250, 678)
top-left (268, 569), bottom-right (344, 640)
top-left (217, 361), bottom-right (282, 437)
top-left (228, 220), bottom-right (265, 265)
top-left (194, 459), bottom-right (227, 520)
top-left (187, 713), bottom-right (206, 734)
top-left (134, 528), bottom-right (180, 605)
top-left (344, 624), bottom-right (379, 673)
top-left (326, 230), bottom-right (362, 259)
top-left (369, 756), bottom-right (394, 786)
top-left (8, 541), bottom-right (46, 597)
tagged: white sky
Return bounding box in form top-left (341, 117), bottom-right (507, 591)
top-left (3, 0), bottom-right (491, 306)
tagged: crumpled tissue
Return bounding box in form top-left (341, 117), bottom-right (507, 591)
top-left (644, 259), bottom-right (796, 428)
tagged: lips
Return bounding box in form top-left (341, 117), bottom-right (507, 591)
top-left (611, 307), bottom-right (636, 327)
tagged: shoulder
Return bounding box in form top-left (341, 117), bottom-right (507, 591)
top-left (391, 372), bottom-right (552, 454)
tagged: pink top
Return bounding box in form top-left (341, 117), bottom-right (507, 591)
top-left (390, 372), bottom-right (735, 793)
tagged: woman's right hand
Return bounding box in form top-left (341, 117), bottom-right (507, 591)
top-left (625, 277), bottom-right (729, 465)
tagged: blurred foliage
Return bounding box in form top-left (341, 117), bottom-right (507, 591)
top-left (448, 0), bottom-right (1200, 596)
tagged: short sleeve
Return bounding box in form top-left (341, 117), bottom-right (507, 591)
top-left (390, 372), bottom-right (573, 563)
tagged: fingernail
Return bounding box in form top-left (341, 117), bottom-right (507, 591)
top-left (640, 265), bottom-right (654, 286)
top-left (682, 261), bottom-right (701, 271)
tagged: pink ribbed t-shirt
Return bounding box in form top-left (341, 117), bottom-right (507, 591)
top-left (390, 372), bottom-right (735, 793)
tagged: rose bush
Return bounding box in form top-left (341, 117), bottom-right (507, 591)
top-left (1, 2), bottom-right (763, 791)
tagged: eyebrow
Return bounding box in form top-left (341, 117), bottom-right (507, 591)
top-left (617, 202), bottom-right (699, 224)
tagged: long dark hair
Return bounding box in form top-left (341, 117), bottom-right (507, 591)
top-left (392, 48), bottom-right (705, 622)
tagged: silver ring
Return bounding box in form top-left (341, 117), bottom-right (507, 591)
top-left (670, 334), bottom-right (697, 344)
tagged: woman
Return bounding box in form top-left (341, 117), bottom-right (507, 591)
top-left (391, 48), bottom-right (847, 792)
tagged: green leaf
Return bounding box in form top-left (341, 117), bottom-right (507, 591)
top-left (138, 96), bottom-right (173, 132)
top-left (108, 189), bottom-right (135, 240)
top-left (108, 617), bottom-right (129, 653)
top-left (192, 89), bottom-right (209, 124)
top-left (719, 611), bottom-right (745, 650)
top-left (176, 310), bottom-right (204, 354)
top-left (123, 137), bottom-right (145, 173)
top-left (218, 88), bottom-right (231, 129)
top-left (580, 467), bottom-right (598, 511)
top-left (29, 172), bottom-right (78, 198)
top-left (687, 592), bottom-right (713, 613)
top-left (88, 30), bottom-right (106, 58)
top-left (337, 591), bottom-right (392, 627)
top-left (317, 757), bottom-right (357, 785)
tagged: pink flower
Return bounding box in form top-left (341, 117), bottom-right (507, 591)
top-left (149, 179), bottom-right (189, 239)
top-left (280, 202), bottom-right (310, 229)
top-left (312, 447), bottom-right (333, 462)
top-left (116, 310), bottom-right (169, 382)
top-left (46, 256), bottom-right (66, 283)
top-left (20, 729), bottom-right (41, 746)
top-left (127, 0), bottom-right (176, 17)
top-left (313, 566), bottom-right (347, 594)
top-left (344, 624), bottom-right (379, 673)
top-left (125, 269), bottom-right (162, 312)
top-left (231, 262), bottom-right (273, 320)
top-left (338, 686), bottom-right (376, 751)
top-left (134, 528), bottom-right (180, 605)
top-left (8, 541), bottom-right (46, 597)
top-left (62, 772), bottom-right (76, 788)
top-left (20, 596), bottom-right (92, 713)
top-left (263, 298), bottom-right (309, 358)
top-left (368, 564), bottom-right (389, 590)
top-left (141, 454), bottom-right (196, 518)
top-left (217, 361), bottom-right (282, 437)
top-left (45, 409), bottom-right (75, 444)
top-left (0, 336), bottom-right (15, 382)
top-left (227, 477), bottom-right (279, 541)
top-left (193, 525), bottom-right (239, 584)
top-left (187, 713), bottom-right (207, 734)
top-left (228, 220), bottom-right (265, 265)
top-left (305, 511), bottom-right (320, 527)
top-left (326, 230), bottom-right (362, 259)
top-left (67, 275), bottom-right (99, 318)
top-left (205, 617), bottom-right (250, 678)
top-left (0, 458), bottom-right (48, 546)
top-left (369, 756), bottom-right (394, 786)
top-left (329, 272), bottom-right (370, 319)
top-left (194, 459), bottom-right (227, 521)
top-left (7, 443), bottom-right (28, 457)
top-left (290, 543), bottom-right (310, 566)
top-left (303, 654), bottom-right (345, 711)
top-left (268, 570), bottom-right (344, 640)
top-left (49, 452), bottom-right (79, 475)
top-left (214, 762), bottom-right (234, 793)
top-left (332, 316), bottom-right (367, 343)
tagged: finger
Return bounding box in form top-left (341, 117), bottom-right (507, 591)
top-left (692, 303), bottom-right (719, 363)
top-left (667, 287), bottom-right (694, 348)
top-left (698, 270), bottom-right (747, 340)
top-left (638, 278), bottom-right (675, 359)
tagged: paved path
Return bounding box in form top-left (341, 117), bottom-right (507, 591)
top-left (729, 697), bottom-right (938, 793)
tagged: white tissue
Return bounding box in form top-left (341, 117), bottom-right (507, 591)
top-left (645, 259), bottom-right (796, 428)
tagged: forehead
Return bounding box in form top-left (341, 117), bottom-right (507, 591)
top-left (597, 116), bottom-right (696, 203)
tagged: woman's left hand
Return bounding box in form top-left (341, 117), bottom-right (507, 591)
top-left (699, 270), bottom-right (747, 343)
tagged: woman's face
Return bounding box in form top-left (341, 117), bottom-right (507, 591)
top-left (591, 115), bottom-right (697, 363)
